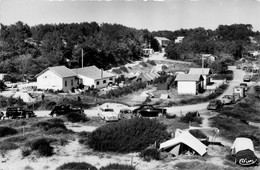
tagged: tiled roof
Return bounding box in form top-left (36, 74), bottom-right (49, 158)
top-left (72, 66), bottom-right (115, 80)
top-left (188, 68), bottom-right (211, 75)
top-left (175, 74), bottom-right (204, 81)
top-left (37, 66), bottom-right (76, 78)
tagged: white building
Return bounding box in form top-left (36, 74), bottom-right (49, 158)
top-left (175, 74), bottom-right (204, 95)
top-left (36, 66), bottom-right (78, 92)
top-left (188, 68), bottom-right (212, 88)
top-left (175, 36), bottom-right (185, 43)
top-left (72, 66), bottom-right (116, 89)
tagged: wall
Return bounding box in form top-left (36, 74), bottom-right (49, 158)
top-left (37, 70), bottom-right (63, 90)
top-left (177, 81), bottom-right (196, 95)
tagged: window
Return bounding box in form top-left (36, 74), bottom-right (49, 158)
top-left (71, 80), bottom-right (73, 86)
top-left (96, 81), bottom-right (99, 85)
top-left (109, 77), bottom-right (113, 81)
top-left (103, 80), bottom-right (106, 84)
top-left (65, 80), bottom-right (67, 87)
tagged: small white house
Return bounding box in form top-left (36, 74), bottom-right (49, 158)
top-left (175, 74), bottom-right (204, 95)
top-left (72, 66), bottom-right (116, 89)
top-left (188, 68), bottom-right (212, 88)
top-left (36, 66), bottom-right (78, 92)
top-left (175, 36), bottom-right (185, 43)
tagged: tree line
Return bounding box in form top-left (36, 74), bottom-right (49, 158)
top-left (0, 22), bottom-right (259, 81)
top-left (0, 21), bottom-right (159, 81)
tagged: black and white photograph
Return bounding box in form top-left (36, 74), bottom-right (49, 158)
top-left (0, 0), bottom-right (260, 169)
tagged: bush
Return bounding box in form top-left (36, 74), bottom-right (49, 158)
top-left (66, 113), bottom-right (90, 123)
top-left (119, 66), bottom-right (128, 73)
top-left (87, 117), bottom-right (169, 153)
top-left (0, 142), bottom-right (18, 157)
top-left (179, 111), bottom-right (202, 124)
top-left (0, 126), bottom-right (18, 137)
top-left (140, 61), bottom-right (148, 67)
top-left (140, 148), bottom-right (161, 161)
top-left (30, 138), bottom-right (53, 156)
top-left (56, 162), bottom-right (97, 170)
top-left (100, 163), bottom-right (135, 170)
top-left (146, 60), bottom-right (156, 66)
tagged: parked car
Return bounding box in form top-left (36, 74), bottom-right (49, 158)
top-left (6, 106), bottom-right (36, 119)
top-left (50, 105), bottom-right (84, 117)
top-left (243, 75), bottom-right (251, 82)
top-left (231, 137), bottom-right (258, 166)
top-left (240, 83), bottom-right (248, 91)
top-left (118, 108), bottom-right (134, 119)
top-left (98, 107), bottom-right (119, 122)
top-left (221, 95), bottom-right (234, 105)
top-left (207, 99), bottom-right (222, 110)
top-left (132, 105), bottom-right (167, 117)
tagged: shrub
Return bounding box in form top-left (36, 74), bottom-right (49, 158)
top-left (56, 162), bottom-right (97, 170)
top-left (30, 138), bottom-right (53, 156)
top-left (179, 111), bottom-right (202, 124)
top-left (66, 112), bottom-right (90, 123)
top-left (0, 126), bottom-right (18, 137)
top-left (0, 142), bottom-right (18, 157)
top-left (119, 66), bottom-right (128, 73)
top-left (140, 148), bottom-right (161, 161)
top-left (140, 61), bottom-right (148, 67)
top-left (146, 60), bottom-right (156, 66)
top-left (111, 68), bottom-right (121, 74)
top-left (100, 163), bottom-right (135, 170)
top-left (21, 147), bottom-right (32, 157)
top-left (87, 117), bottom-right (169, 153)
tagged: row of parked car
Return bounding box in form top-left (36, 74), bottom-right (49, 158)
top-left (98, 104), bottom-right (167, 122)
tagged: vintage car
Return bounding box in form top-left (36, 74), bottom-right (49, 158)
top-left (231, 137), bottom-right (258, 166)
top-left (50, 105), bottom-right (84, 117)
top-left (132, 105), bottom-right (167, 117)
top-left (98, 107), bottom-right (119, 122)
top-left (243, 75), bottom-right (251, 82)
top-left (6, 106), bottom-right (36, 119)
top-left (206, 99), bottom-right (222, 110)
top-left (240, 83), bottom-right (248, 91)
top-left (118, 108), bottom-right (134, 119)
top-left (221, 95), bottom-right (234, 105)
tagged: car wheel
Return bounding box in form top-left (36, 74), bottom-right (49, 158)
top-left (158, 113), bottom-right (163, 117)
top-left (137, 112), bottom-right (142, 117)
top-left (53, 113), bottom-right (58, 117)
top-left (8, 116), bottom-right (12, 119)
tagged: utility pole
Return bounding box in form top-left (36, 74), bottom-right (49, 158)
top-left (81, 48), bottom-right (83, 68)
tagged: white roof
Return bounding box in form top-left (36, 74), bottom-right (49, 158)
top-left (159, 130), bottom-right (207, 156)
top-left (231, 137), bottom-right (255, 154)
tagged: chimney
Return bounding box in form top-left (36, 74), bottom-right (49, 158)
top-left (101, 69), bottom-right (103, 78)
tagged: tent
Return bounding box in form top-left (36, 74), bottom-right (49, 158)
top-left (231, 137), bottom-right (258, 166)
top-left (159, 129), bottom-right (207, 156)
top-left (13, 92), bottom-right (36, 103)
top-left (160, 94), bottom-right (170, 99)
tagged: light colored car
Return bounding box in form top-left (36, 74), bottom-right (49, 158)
top-left (221, 95), bottom-right (234, 105)
top-left (98, 108), bottom-right (119, 122)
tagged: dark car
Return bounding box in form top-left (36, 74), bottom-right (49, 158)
top-left (132, 105), bottom-right (167, 117)
top-left (207, 99), bottom-right (222, 110)
top-left (6, 106), bottom-right (36, 119)
top-left (240, 83), bottom-right (248, 91)
top-left (118, 108), bottom-right (134, 119)
top-left (50, 105), bottom-right (84, 117)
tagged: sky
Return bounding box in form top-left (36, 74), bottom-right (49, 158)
top-left (1, 0), bottom-right (260, 32)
